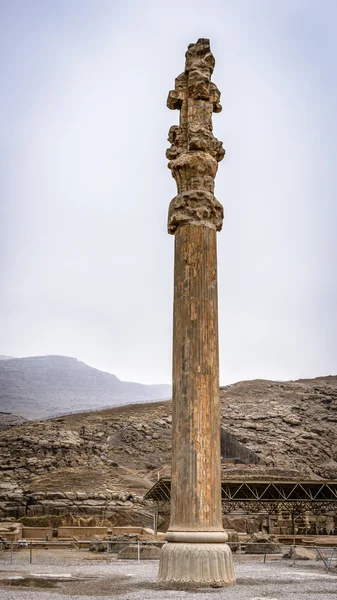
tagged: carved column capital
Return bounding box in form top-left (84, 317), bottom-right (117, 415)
top-left (166, 39), bottom-right (224, 234)
top-left (168, 191), bottom-right (224, 234)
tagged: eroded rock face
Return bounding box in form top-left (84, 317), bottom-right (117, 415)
top-left (0, 401), bottom-right (172, 520)
top-left (219, 376), bottom-right (337, 480)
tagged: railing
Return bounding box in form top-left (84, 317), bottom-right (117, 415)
top-left (0, 539), bottom-right (163, 564)
top-left (0, 540), bottom-right (336, 571)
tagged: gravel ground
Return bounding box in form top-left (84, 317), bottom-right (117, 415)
top-left (0, 549), bottom-right (336, 600)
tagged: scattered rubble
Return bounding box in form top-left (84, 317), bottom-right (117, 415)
top-left (245, 533), bottom-right (283, 554)
top-left (117, 543), bottom-right (162, 559)
top-left (283, 546), bottom-right (317, 561)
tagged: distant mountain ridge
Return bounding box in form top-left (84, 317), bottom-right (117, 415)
top-left (0, 412), bottom-right (28, 431)
top-left (0, 355), bottom-right (171, 419)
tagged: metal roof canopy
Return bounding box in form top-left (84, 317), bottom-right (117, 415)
top-left (145, 478), bottom-right (337, 513)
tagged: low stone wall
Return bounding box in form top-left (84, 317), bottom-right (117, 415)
top-left (111, 526), bottom-right (144, 535)
top-left (58, 526), bottom-right (108, 539)
top-left (0, 521), bottom-right (23, 541)
top-left (22, 527), bottom-right (53, 539)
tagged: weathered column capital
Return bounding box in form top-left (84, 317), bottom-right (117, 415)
top-left (166, 38), bottom-right (225, 234)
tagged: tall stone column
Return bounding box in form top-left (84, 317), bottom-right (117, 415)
top-left (158, 39), bottom-right (235, 586)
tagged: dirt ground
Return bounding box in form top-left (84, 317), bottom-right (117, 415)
top-left (0, 548), bottom-right (337, 599)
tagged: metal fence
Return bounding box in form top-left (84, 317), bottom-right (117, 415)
top-left (0, 540), bottom-right (163, 565)
top-left (0, 540), bottom-right (336, 572)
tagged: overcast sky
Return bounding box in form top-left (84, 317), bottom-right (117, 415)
top-left (1, 0), bottom-right (336, 385)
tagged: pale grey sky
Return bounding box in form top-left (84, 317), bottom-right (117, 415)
top-left (1, 0), bottom-right (336, 384)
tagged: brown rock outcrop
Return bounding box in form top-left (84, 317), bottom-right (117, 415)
top-left (0, 375), bottom-right (336, 520)
top-left (220, 376), bottom-right (337, 479)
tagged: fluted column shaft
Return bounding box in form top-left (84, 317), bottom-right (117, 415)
top-left (170, 224), bottom-right (222, 532)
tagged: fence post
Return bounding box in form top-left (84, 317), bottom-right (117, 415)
top-left (106, 542), bottom-right (109, 562)
top-left (292, 543), bottom-right (296, 566)
top-left (137, 541), bottom-right (140, 562)
top-left (30, 540), bottom-right (33, 564)
top-left (10, 542), bottom-right (13, 564)
top-left (238, 542), bottom-right (241, 564)
top-left (328, 546), bottom-right (335, 572)
top-left (263, 548), bottom-right (267, 563)
top-left (153, 506), bottom-right (158, 536)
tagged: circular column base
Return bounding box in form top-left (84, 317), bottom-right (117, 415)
top-left (158, 542), bottom-right (235, 586)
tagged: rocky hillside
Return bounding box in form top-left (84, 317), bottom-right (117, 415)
top-left (0, 355), bottom-right (171, 419)
top-left (219, 376), bottom-right (337, 480)
top-left (0, 375), bottom-right (336, 520)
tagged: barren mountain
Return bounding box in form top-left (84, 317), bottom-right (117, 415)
top-left (0, 375), bottom-right (336, 521)
top-left (0, 355), bottom-right (171, 419)
top-left (0, 413), bottom-right (28, 432)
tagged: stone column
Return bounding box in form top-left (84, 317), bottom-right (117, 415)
top-left (158, 39), bottom-right (235, 586)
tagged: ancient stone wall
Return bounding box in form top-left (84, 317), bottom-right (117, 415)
top-left (0, 485), bottom-right (153, 527)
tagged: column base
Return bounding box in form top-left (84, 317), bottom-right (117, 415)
top-left (158, 542), bottom-right (235, 586)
